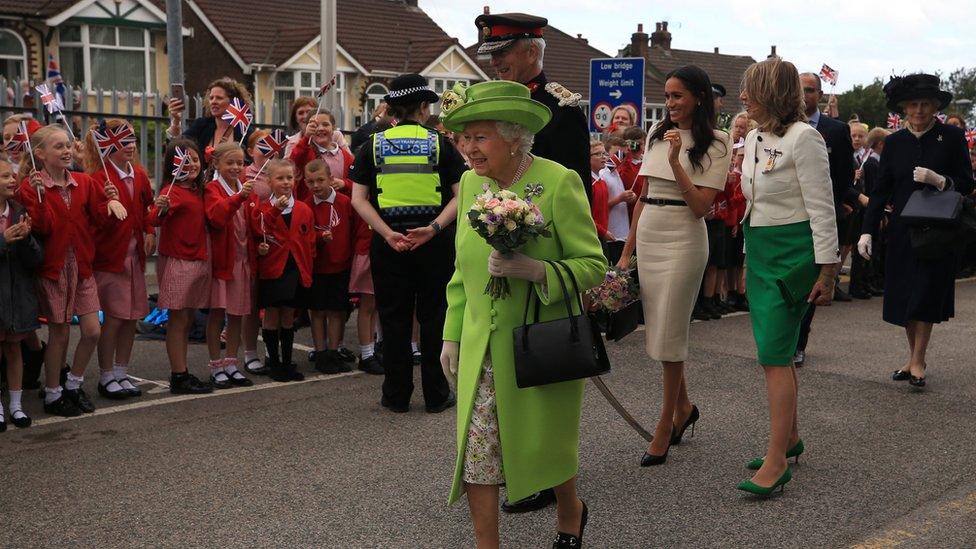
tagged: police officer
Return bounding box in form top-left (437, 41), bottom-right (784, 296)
top-left (475, 12), bottom-right (591, 199)
top-left (349, 74), bottom-right (465, 414)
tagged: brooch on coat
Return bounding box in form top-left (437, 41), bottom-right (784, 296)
top-left (545, 82), bottom-right (581, 107)
top-left (762, 147), bottom-right (783, 174)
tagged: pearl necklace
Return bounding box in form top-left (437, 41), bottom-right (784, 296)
top-left (497, 154), bottom-right (531, 189)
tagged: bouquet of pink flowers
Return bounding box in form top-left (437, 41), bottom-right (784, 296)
top-left (586, 267), bottom-right (639, 312)
top-left (467, 182), bottom-right (551, 298)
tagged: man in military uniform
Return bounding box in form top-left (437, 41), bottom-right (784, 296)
top-left (472, 11), bottom-right (591, 514)
top-left (475, 12), bottom-right (591, 200)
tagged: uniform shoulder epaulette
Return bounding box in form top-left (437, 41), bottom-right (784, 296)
top-left (544, 82), bottom-right (581, 107)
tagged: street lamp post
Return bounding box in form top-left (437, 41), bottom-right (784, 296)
top-left (320, 0), bottom-right (338, 122)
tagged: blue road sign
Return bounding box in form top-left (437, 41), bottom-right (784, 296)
top-left (589, 57), bottom-right (645, 133)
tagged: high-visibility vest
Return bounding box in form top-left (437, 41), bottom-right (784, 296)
top-left (372, 124), bottom-right (442, 219)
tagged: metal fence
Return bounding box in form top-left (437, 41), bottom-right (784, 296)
top-left (1, 78), bottom-right (286, 186)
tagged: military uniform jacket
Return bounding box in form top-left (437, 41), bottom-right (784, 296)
top-left (525, 72), bottom-right (591, 199)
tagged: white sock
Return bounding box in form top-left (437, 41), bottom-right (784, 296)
top-left (100, 369), bottom-right (117, 385)
top-left (8, 390), bottom-right (22, 413)
top-left (0, 400), bottom-right (4, 417)
top-left (244, 350), bottom-right (258, 363)
top-left (209, 359), bottom-right (227, 378)
top-left (411, 342), bottom-right (420, 354)
top-left (44, 386), bottom-right (63, 404)
top-left (65, 373), bottom-right (84, 391)
top-left (361, 343), bottom-right (374, 359)
top-left (113, 364), bottom-right (137, 391)
top-left (224, 358), bottom-right (240, 375)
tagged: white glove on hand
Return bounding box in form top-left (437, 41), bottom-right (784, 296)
top-left (440, 341), bottom-right (459, 388)
top-left (857, 234), bottom-right (872, 260)
top-left (913, 167), bottom-right (946, 190)
top-left (487, 251), bottom-right (546, 282)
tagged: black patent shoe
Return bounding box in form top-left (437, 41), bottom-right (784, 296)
top-left (170, 373), bottom-right (213, 394)
top-left (98, 379), bottom-right (129, 400)
top-left (892, 369), bottom-right (911, 381)
top-left (358, 355), bottom-right (384, 375)
top-left (552, 500), bottom-right (588, 548)
top-left (670, 405), bottom-right (700, 445)
top-left (909, 375), bottom-right (926, 388)
top-left (11, 410), bottom-right (31, 429)
top-left (210, 371), bottom-right (233, 390)
top-left (640, 447), bottom-right (669, 467)
top-left (244, 358), bottom-right (270, 376)
top-left (43, 394), bottom-right (83, 417)
top-left (118, 377), bottom-right (142, 397)
top-left (336, 346), bottom-right (356, 363)
top-left (226, 369), bottom-right (253, 387)
top-left (502, 488), bottom-right (556, 514)
top-left (64, 387), bottom-right (95, 413)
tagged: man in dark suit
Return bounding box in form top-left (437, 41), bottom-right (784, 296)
top-left (470, 12), bottom-right (591, 514)
top-left (794, 72), bottom-right (858, 366)
top-left (474, 12), bottom-right (591, 200)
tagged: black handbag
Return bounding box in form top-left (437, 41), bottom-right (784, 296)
top-left (901, 187), bottom-right (963, 225)
top-left (512, 260), bottom-right (611, 389)
top-left (909, 199), bottom-right (976, 259)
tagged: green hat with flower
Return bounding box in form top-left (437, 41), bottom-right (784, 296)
top-left (440, 81), bottom-right (552, 134)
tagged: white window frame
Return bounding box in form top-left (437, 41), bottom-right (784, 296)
top-left (364, 82), bottom-right (388, 121)
top-left (0, 29), bottom-right (28, 82)
top-left (58, 24), bottom-right (156, 93)
top-left (274, 70), bottom-right (347, 128)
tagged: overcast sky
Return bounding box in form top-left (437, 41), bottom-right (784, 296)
top-left (421, 0), bottom-right (976, 93)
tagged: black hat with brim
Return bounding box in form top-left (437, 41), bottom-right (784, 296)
top-left (883, 73), bottom-right (952, 114)
top-left (475, 13), bottom-right (547, 55)
top-left (384, 73), bottom-right (440, 106)
top-left (711, 83), bottom-right (726, 97)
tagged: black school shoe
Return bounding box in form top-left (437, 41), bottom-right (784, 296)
top-left (336, 346), bottom-right (356, 363)
top-left (380, 396), bottom-right (409, 413)
top-left (426, 393), bottom-right (456, 414)
top-left (11, 411), bottom-right (31, 429)
top-left (270, 363), bottom-right (305, 382)
top-left (98, 379), bottom-right (130, 400)
top-left (314, 351), bottom-right (342, 375)
top-left (170, 372), bottom-right (213, 395)
top-left (63, 387), bottom-right (95, 413)
top-left (43, 394), bottom-right (83, 417)
top-left (358, 355), bottom-right (384, 375)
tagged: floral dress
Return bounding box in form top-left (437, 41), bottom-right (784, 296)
top-left (461, 356), bottom-right (504, 485)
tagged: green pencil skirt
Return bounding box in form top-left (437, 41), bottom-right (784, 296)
top-left (743, 220), bottom-right (817, 366)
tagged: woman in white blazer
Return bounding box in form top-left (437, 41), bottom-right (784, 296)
top-left (736, 58), bottom-right (839, 496)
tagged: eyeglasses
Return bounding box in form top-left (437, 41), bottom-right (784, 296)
top-left (590, 151), bottom-right (609, 157)
top-left (802, 87), bottom-right (818, 94)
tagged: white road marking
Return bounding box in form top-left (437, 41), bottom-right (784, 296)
top-left (31, 370), bottom-right (365, 428)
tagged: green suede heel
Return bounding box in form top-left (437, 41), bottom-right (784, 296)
top-left (736, 467), bottom-right (792, 496)
top-left (746, 439), bottom-right (804, 470)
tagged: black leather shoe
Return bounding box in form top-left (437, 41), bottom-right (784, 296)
top-left (849, 290), bottom-right (872, 299)
top-left (640, 446), bottom-right (669, 467)
top-left (909, 375), bottom-right (926, 388)
top-left (426, 393), bottom-right (456, 414)
top-left (0, 418), bottom-right (5, 432)
top-left (64, 387), bottom-right (95, 413)
top-left (869, 285), bottom-right (884, 296)
top-left (336, 346), bottom-right (356, 363)
top-left (11, 411), bottom-right (31, 429)
top-left (210, 371), bottom-right (233, 390)
top-left (501, 488), bottom-right (556, 514)
top-left (98, 379), bottom-right (129, 400)
top-left (552, 499), bottom-right (588, 548)
top-left (226, 369), bottom-right (253, 387)
top-left (43, 394), bottom-right (82, 417)
top-left (892, 369), bottom-right (911, 381)
top-left (670, 405), bottom-right (700, 445)
top-left (170, 373), bottom-right (213, 394)
top-left (358, 356), bottom-right (384, 375)
top-left (118, 377), bottom-right (142, 397)
top-left (244, 358), bottom-right (270, 376)
top-left (314, 351), bottom-right (342, 374)
top-left (270, 363), bottom-right (305, 382)
top-left (380, 396), bottom-right (409, 413)
top-left (833, 287), bottom-right (852, 302)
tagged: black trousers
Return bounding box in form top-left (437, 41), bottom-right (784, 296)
top-left (370, 228), bottom-right (454, 408)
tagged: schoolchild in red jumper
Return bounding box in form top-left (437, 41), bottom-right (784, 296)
top-left (85, 119), bottom-right (155, 400)
top-left (589, 140), bottom-right (612, 242)
top-left (204, 142), bottom-right (256, 388)
top-left (18, 125), bottom-right (118, 417)
top-left (302, 159), bottom-right (369, 374)
top-left (251, 159), bottom-right (315, 382)
top-left (289, 110), bottom-right (354, 200)
top-left (0, 158), bottom-right (42, 429)
top-left (148, 139), bottom-right (213, 394)
top-left (241, 130), bottom-right (275, 374)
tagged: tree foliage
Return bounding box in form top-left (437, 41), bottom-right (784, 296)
top-left (837, 79), bottom-right (888, 128)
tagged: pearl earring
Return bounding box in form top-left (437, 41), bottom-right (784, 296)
top-left (511, 151), bottom-right (515, 157)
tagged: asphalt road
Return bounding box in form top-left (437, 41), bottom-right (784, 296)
top-left (2, 281), bottom-right (976, 548)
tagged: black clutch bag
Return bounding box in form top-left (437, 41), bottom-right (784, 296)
top-left (512, 260), bottom-right (611, 389)
top-left (901, 187), bottom-right (963, 225)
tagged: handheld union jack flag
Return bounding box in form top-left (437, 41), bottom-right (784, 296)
top-left (4, 124), bottom-right (29, 153)
top-left (221, 97), bottom-right (252, 133)
top-left (92, 123), bottom-right (135, 157)
top-left (819, 64), bottom-right (838, 86)
top-left (172, 146), bottom-right (190, 181)
top-left (887, 112), bottom-right (902, 129)
top-left (936, 112), bottom-right (948, 123)
top-left (965, 128), bottom-right (976, 148)
top-left (36, 83), bottom-right (63, 114)
top-left (256, 129), bottom-right (287, 158)
top-left (316, 74), bottom-right (338, 97)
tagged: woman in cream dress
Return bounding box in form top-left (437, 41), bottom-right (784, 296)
top-left (619, 65), bottom-right (731, 466)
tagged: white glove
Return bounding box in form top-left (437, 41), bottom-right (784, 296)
top-left (913, 167), bottom-right (946, 190)
top-left (440, 341), bottom-right (459, 388)
top-left (487, 251), bottom-right (546, 282)
top-left (857, 234), bottom-right (872, 260)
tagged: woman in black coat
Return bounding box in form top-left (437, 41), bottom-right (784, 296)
top-left (166, 78), bottom-right (255, 164)
top-left (859, 74), bottom-right (975, 387)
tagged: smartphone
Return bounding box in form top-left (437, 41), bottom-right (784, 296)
top-left (170, 83), bottom-right (185, 103)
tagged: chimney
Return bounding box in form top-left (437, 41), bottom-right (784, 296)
top-left (768, 45), bottom-right (777, 58)
top-left (483, 5), bottom-right (490, 14)
top-left (713, 47), bottom-right (719, 54)
top-left (650, 21), bottom-right (671, 51)
top-left (630, 23), bottom-right (648, 58)
top-left (576, 33), bottom-right (588, 44)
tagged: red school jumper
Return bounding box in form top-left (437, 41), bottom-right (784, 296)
top-left (289, 138), bottom-right (355, 200)
top-left (90, 164), bottom-right (155, 273)
top-left (304, 190), bottom-right (369, 275)
top-left (249, 197), bottom-right (316, 288)
top-left (204, 178), bottom-right (256, 280)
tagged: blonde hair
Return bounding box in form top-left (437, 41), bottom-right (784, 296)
top-left (3, 113), bottom-right (32, 129)
top-left (733, 111), bottom-right (757, 131)
top-left (305, 158), bottom-right (331, 177)
top-left (18, 125), bottom-right (70, 182)
top-left (610, 104), bottom-right (637, 127)
top-left (866, 127), bottom-right (890, 149)
top-left (265, 158), bottom-right (295, 180)
top-left (82, 119), bottom-right (140, 175)
top-left (849, 121), bottom-right (869, 133)
top-left (741, 58), bottom-right (805, 137)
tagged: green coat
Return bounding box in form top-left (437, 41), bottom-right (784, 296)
top-left (444, 157), bottom-right (606, 505)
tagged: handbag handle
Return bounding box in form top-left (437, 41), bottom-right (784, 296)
top-left (519, 260), bottom-right (580, 351)
top-left (555, 260), bottom-right (586, 314)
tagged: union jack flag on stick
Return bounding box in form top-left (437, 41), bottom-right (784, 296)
top-left (92, 123), bottom-right (135, 158)
top-left (19, 122), bottom-right (40, 202)
top-left (256, 129), bottom-right (287, 158)
top-left (887, 112), bottom-right (902, 129)
top-left (314, 74), bottom-right (338, 117)
top-left (169, 146), bottom-right (190, 192)
top-left (36, 83), bottom-right (63, 114)
top-left (221, 98), bottom-right (252, 146)
top-left (819, 64), bottom-right (838, 86)
top-left (4, 123), bottom-right (29, 153)
top-left (965, 128), bottom-right (976, 148)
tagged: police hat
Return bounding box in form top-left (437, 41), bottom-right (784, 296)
top-left (475, 13), bottom-right (547, 55)
top-left (711, 83), bottom-right (726, 97)
top-left (883, 73), bottom-right (952, 114)
top-left (384, 73), bottom-right (440, 106)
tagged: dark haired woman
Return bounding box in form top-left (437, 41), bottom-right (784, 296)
top-left (858, 74), bottom-right (974, 388)
top-left (618, 65), bottom-right (731, 466)
top-left (167, 77), bottom-right (255, 163)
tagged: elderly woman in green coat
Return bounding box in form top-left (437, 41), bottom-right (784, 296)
top-left (438, 81), bottom-right (606, 548)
